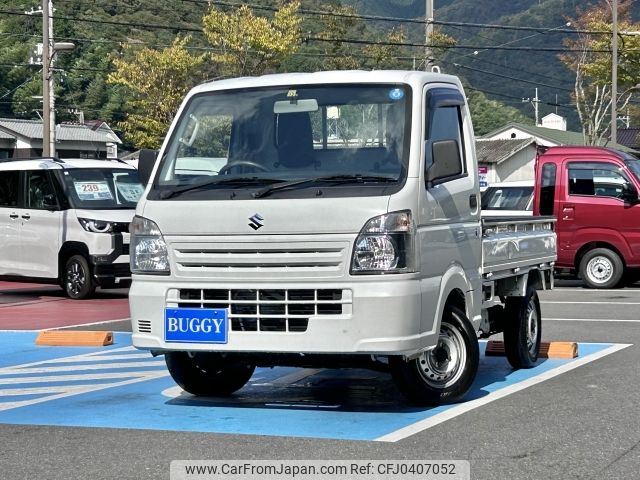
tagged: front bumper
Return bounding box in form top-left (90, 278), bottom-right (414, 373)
top-left (129, 276), bottom-right (436, 356)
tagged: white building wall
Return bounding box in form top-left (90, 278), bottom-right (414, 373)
top-left (495, 145), bottom-right (537, 182)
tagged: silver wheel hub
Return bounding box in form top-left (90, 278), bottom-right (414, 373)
top-left (66, 262), bottom-right (85, 295)
top-left (586, 256), bottom-right (613, 284)
top-left (526, 298), bottom-right (539, 356)
top-left (417, 321), bottom-right (466, 388)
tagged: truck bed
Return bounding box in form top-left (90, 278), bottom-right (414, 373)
top-left (481, 216), bottom-right (556, 277)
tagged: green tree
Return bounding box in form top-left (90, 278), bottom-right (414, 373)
top-left (466, 88), bottom-right (532, 136)
top-left (107, 36), bottom-right (206, 149)
top-left (202, 2), bottom-right (302, 76)
top-left (560, 1), bottom-right (640, 144)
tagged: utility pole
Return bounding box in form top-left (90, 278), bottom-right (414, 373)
top-left (522, 88), bottom-right (541, 126)
top-left (425, 0), bottom-right (433, 71)
top-left (611, 0), bottom-right (618, 145)
top-left (42, 0), bottom-right (54, 157)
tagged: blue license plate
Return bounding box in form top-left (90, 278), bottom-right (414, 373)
top-left (164, 308), bottom-right (228, 344)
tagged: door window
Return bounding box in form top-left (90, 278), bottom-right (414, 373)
top-left (567, 162), bottom-right (631, 200)
top-left (0, 171), bottom-right (19, 207)
top-left (26, 171), bottom-right (58, 209)
top-left (539, 163), bottom-right (556, 215)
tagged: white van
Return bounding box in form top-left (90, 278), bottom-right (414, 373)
top-left (0, 158), bottom-right (143, 299)
top-left (480, 180), bottom-right (534, 217)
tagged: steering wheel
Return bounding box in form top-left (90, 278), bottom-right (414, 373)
top-left (218, 160), bottom-right (270, 175)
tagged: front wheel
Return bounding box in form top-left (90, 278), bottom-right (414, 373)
top-left (165, 351), bottom-right (255, 396)
top-left (579, 248), bottom-right (624, 289)
top-left (503, 286), bottom-right (541, 369)
top-left (389, 305), bottom-right (479, 406)
top-left (63, 254), bottom-right (96, 300)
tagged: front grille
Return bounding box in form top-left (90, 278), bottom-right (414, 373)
top-left (113, 222), bottom-right (130, 233)
top-left (137, 320), bottom-right (152, 333)
top-left (171, 241), bottom-right (349, 278)
top-left (122, 244), bottom-right (130, 256)
top-left (175, 288), bottom-right (348, 333)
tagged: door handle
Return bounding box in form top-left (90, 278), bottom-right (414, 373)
top-left (21, 214), bottom-right (30, 220)
top-left (469, 194), bottom-right (478, 209)
top-left (9, 213), bottom-right (18, 219)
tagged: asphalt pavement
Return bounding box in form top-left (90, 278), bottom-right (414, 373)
top-left (1, 279), bottom-right (639, 480)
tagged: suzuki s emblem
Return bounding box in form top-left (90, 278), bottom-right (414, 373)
top-left (248, 213), bottom-right (264, 230)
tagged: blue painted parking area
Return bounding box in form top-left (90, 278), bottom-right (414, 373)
top-left (0, 332), bottom-right (629, 442)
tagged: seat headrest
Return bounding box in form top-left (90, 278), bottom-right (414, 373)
top-left (276, 112), bottom-right (315, 169)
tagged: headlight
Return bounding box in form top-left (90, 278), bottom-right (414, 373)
top-left (130, 215), bottom-right (170, 274)
top-left (351, 210), bottom-right (415, 274)
top-left (78, 218), bottom-right (113, 233)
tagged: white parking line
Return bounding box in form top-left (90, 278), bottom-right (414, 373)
top-left (544, 318), bottom-right (640, 323)
top-left (376, 343), bottom-right (632, 443)
top-left (552, 287), bottom-right (640, 293)
top-left (0, 346), bottom-right (168, 411)
top-left (541, 301), bottom-right (640, 305)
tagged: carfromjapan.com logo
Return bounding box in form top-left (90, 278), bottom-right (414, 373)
top-left (248, 213), bottom-right (264, 230)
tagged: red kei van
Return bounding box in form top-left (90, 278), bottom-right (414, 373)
top-left (534, 146), bottom-right (640, 288)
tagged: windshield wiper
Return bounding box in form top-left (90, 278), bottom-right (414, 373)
top-left (159, 177), bottom-right (283, 199)
top-left (252, 174), bottom-right (397, 198)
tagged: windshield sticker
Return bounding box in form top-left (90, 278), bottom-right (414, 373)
top-left (73, 181), bottom-right (113, 201)
top-left (388, 88), bottom-right (405, 101)
top-left (116, 182), bottom-right (144, 202)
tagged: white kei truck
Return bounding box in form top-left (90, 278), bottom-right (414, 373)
top-left (129, 70), bottom-right (557, 405)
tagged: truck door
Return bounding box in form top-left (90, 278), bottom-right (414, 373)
top-left (18, 170), bottom-right (62, 278)
top-left (558, 160), bottom-right (640, 262)
top-left (418, 86), bottom-right (481, 331)
top-left (0, 169), bottom-right (21, 275)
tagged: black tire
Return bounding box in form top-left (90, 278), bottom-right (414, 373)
top-left (165, 351), bottom-right (255, 396)
top-left (579, 248), bottom-right (624, 289)
top-left (503, 286), bottom-right (541, 369)
top-left (389, 305), bottom-right (479, 406)
top-left (63, 254), bottom-right (96, 300)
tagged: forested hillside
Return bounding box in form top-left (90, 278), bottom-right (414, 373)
top-left (0, 0), bottom-right (633, 149)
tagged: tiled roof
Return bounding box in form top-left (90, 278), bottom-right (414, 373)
top-left (617, 128), bottom-right (640, 148)
top-left (0, 129), bottom-right (15, 140)
top-left (475, 138), bottom-right (535, 164)
top-left (0, 118), bottom-right (121, 144)
top-left (481, 123), bottom-right (636, 153)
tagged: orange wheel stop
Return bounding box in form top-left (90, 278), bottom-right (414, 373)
top-left (486, 340), bottom-right (578, 359)
top-left (35, 330), bottom-right (114, 347)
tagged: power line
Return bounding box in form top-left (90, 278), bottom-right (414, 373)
top-left (445, 59), bottom-right (573, 92)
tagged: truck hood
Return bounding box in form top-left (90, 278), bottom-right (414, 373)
top-left (142, 196), bottom-right (391, 235)
top-left (73, 208), bottom-right (137, 223)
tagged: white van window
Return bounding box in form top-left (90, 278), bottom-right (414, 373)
top-left (61, 168), bottom-right (143, 209)
top-left (27, 171), bottom-right (58, 209)
top-left (0, 171), bottom-right (19, 207)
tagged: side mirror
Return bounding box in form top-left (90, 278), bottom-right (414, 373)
top-left (138, 149), bottom-right (158, 185)
top-left (425, 139), bottom-right (462, 187)
top-left (42, 193), bottom-right (58, 210)
top-left (622, 183), bottom-right (640, 203)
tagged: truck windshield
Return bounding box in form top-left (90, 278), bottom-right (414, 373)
top-left (153, 84), bottom-right (411, 199)
top-left (61, 168), bottom-right (143, 209)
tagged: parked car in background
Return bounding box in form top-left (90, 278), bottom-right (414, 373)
top-left (0, 158), bottom-right (143, 298)
top-left (534, 146), bottom-right (640, 288)
top-left (481, 180), bottom-right (534, 217)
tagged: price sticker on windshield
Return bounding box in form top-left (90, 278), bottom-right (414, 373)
top-left (74, 181), bottom-right (113, 201)
top-left (116, 182), bottom-right (144, 202)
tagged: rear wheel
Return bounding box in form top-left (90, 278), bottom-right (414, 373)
top-left (579, 248), bottom-right (624, 289)
top-left (63, 254), bottom-right (95, 300)
top-left (389, 305), bottom-right (479, 406)
top-left (165, 351), bottom-right (255, 396)
top-left (503, 286), bottom-right (541, 369)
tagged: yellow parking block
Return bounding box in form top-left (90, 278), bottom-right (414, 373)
top-left (35, 330), bottom-right (113, 347)
top-left (486, 341), bottom-right (578, 359)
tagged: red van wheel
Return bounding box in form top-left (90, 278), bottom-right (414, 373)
top-left (579, 248), bottom-right (624, 289)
